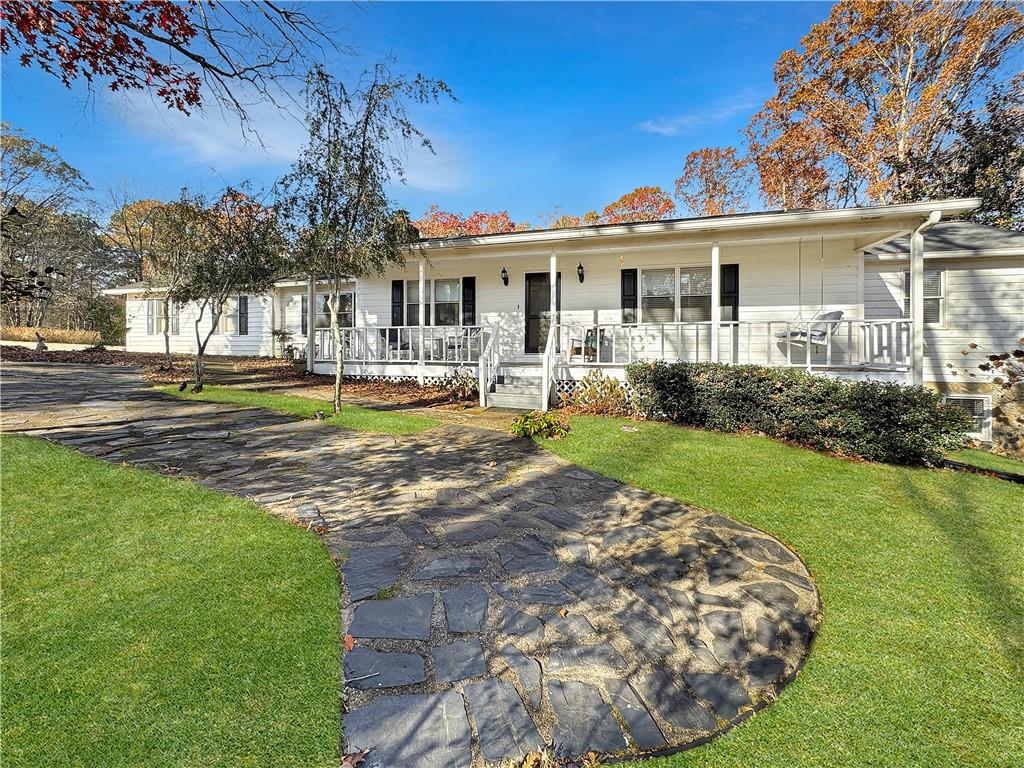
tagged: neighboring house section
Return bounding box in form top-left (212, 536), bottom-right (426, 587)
top-left (104, 199), bottom-right (1023, 449)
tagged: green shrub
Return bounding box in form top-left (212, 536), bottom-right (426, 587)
top-left (509, 410), bottom-right (570, 440)
top-left (626, 361), bottom-right (971, 465)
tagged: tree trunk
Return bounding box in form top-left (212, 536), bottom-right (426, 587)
top-left (329, 291), bottom-right (343, 414)
top-left (192, 303), bottom-right (218, 393)
top-left (162, 297), bottom-right (173, 370)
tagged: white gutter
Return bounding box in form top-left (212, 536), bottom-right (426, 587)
top-left (413, 198), bottom-right (981, 252)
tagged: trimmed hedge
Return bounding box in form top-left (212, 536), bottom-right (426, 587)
top-left (626, 362), bottom-right (971, 465)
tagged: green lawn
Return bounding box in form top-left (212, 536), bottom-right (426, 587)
top-left (160, 384), bottom-right (437, 435)
top-left (0, 435), bottom-right (341, 768)
top-left (539, 416), bottom-right (1024, 768)
top-left (950, 447), bottom-right (1024, 476)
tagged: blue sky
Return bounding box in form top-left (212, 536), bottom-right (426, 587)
top-left (1, 1), bottom-right (831, 223)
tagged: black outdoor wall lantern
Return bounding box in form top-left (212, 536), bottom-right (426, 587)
top-left (577, 262), bottom-right (585, 283)
top-left (500, 266), bottom-right (509, 286)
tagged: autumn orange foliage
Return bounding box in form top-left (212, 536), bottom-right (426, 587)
top-left (412, 205), bottom-right (519, 238)
top-left (600, 186), bottom-right (675, 224)
top-left (674, 147), bottom-right (751, 217)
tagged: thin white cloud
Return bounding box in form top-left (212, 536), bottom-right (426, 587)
top-left (638, 90), bottom-right (762, 137)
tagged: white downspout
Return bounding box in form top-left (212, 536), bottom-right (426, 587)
top-left (418, 257), bottom-right (426, 386)
top-left (910, 211), bottom-right (941, 386)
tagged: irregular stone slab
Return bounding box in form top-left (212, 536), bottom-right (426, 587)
top-left (432, 639), bottom-right (486, 683)
top-left (343, 545), bottom-right (408, 601)
top-left (704, 609), bottom-right (747, 663)
top-left (464, 679), bottom-right (542, 762)
top-left (544, 614), bottom-right (595, 642)
top-left (545, 643), bottom-right (625, 673)
top-left (537, 507), bottom-right (584, 531)
top-left (604, 678), bottom-right (666, 750)
top-left (520, 583), bottom-right (573, 605)
top-left (755, 617), bottom-right (782, 651)
top-left (688, 638), bottom-right (721, 667)
top-left (731, 534), bottom-right (796, 564)
top-left (402, 521), bottom-right (437, 547)
top-left (442, 584), bottom-right (489, 633)
top-left (547, 679), bottom-right (626, 757)
top-left (615, 608), bottom-right (676, 658)
top-left (702, 513), bottom-right (758, 533)
top-left (491, 581), bottom-right (515, 601)
top-left (684, 672), bottom-right (752, 720)
top-left (665, 587), bottom-right (700, 635)
top-left (349, 593), bottom-right (433, 640)
top-left (633, 670), bottom-right (717, 732)
top-left (694, 590), bottom-right (735, 608)
top-left (778, 607), bottom-right (814, 646)
top-left (745, 654), bottom-right (787, 687)
top-left (706, 548), bottom-right (753, 586)
top-left (559, 535), bottom-right (591, 563)
top-left (499, 644), bottom-right (543, 708)
top-left (414, 556), bottom-right (486, 580)
top-left (628, 547), bottom-right (689, 580)
top-left (344, 647), bottom-right (425, 690)
top-left (498, 606), bottom-right (544, 642)
top-left (344, 691), bottom-right (471, 768)
top-left (497, 535), bottom-right (559, 573)
top-left (692, 529), bottom-right (725, 547)
top-left (441, 520), bottom-right (502, 545)
top-left (601, 525), bottom-right (657, 549)
top-left (560, 567), bottom-right (618, 605)
top-left (630, 580), bottom-right (673, 620)
top-left (743, 581), bottom-right (800, 609)
top-left (765, 564), bottom-right (815, 591)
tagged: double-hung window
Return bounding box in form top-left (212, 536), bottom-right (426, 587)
top-left (433, 278), bottom-right (460, 326)
top-left (220, 295), bottom-right (249, 335)
top-left (903, 269), bottom-right (944, 326)
top-left (302, 293), bottom-right (354, 334)
top-left (146, 299), bottom-right (178, 335)
top-left (640, 269), bottom-right (675, 323)
top-left (679, 267), bottom-right (712, 322)
top-left (406, 280), bottom-right (432, 326)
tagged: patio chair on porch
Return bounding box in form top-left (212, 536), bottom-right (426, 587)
top-left (445, 326), bottom-right (483, 361)
top-left (378, 328), bottom-right (412, 360)
top-left (568, 327), bottom-right (605, 362)
top-left (774, 310), bottom-right (845, 348)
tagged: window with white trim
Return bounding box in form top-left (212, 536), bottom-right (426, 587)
top-left (146, 299), bottom-right (178, 335)
top-left (433, 278), bottom-right (460, 326)
top-left (220, 295), bottom-right (249, 336)
top-left (679, 267), bottom-right (712, 322)
top-left (943, 395), bottom-right (991, 441)
top-left (903, 269), bottom-right (944, 326)
top-left (406, 280), bottom-right (431, 326)
top-left (302, 292), bottom-right (354, 335)
top-left (640, 268), bottom-right (675, 323)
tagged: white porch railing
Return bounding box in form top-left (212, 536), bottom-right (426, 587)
top-left (477, 324), bottom-right (501, 406)
top-left (540, 322), bottom-right (558, 411)
top-left (555, 319), bottom-right (913, 371)
top-left (314, 325), bottom-right (488, 364)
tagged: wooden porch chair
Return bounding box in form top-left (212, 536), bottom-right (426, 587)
top-left (568, 327), bottom-right (604, 362)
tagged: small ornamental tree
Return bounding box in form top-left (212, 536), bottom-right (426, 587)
top-left (278, 63), bottom-right (452, 413)
top-left (169, 187), bottom-right (283, 391)
top-left (674, 146), bottom-right (752, 217)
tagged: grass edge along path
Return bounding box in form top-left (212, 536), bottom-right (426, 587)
top-left (160, 384), bottom-right (437, 435)
top-left (538, 415), bottom-right (1024, 768)
top-left (1, 434), bottom-right (341, 768)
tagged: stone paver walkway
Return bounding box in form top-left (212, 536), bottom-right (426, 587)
top-left (1, 363), bottom-right (820, 767)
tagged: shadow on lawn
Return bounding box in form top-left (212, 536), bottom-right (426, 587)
top-left (901, 474), bottom-right (1024, 672)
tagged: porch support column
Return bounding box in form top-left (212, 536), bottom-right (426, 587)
top-left (418, 257), bottom-right (426, 386)
top-left (710, 241), bottom-right (721, 363)
top-left (549, 251), bottom-right (557, 336)
top-left (305, 276), bottom-right (315, 373)
top-left (910, 211), bottom-right (941, 386)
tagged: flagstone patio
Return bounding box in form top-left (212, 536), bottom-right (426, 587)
top-left (1, 363), bottom-right (820, 767)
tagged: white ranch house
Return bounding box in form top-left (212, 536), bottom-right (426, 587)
top-left (107, 198), bottom-right (1023, 439)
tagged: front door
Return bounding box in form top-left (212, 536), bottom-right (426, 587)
top-left (524, 272), bottom-right (561, 353)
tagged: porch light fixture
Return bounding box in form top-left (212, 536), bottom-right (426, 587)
top-left (500, 266), bottom-right (509, 286)
top-left (576, 262), bottom-right (585, 284)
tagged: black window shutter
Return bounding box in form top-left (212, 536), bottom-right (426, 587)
top-left (621, 269), bottom-right (638, 323)
top-left (238, 296), bottom-right (249, 335)
top-left (301, 295), bottom-right (308, 335)
top-left (461, 276), bottom-right (476, 325)
top-left (391, 280), bottom-right (404, 326)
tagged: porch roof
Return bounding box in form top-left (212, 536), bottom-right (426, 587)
top-left (413, 198), bottom-right (981, 256)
